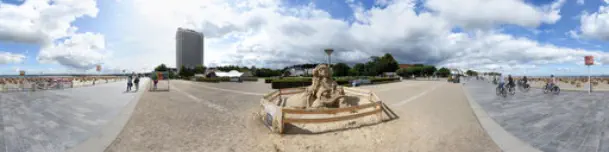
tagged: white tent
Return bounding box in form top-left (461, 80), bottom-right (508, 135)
top-left (215, 70), bottom-right (243, 77)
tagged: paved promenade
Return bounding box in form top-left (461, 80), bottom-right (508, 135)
top-left (465, 80), bottom-right (609, 152)
top-left (107, 80), bottom-right (499, 152)
top-left (0, 79), bottom-right (146, 152)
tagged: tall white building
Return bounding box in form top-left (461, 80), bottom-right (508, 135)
top-left (176, 28), bottom-right (204, 70)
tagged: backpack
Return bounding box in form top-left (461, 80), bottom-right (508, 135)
top-left (134, 77), bottom-right (140, 83)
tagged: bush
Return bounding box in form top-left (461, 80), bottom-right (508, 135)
top-left (271, 80), bottom-right (312, 89)
top-left (196, 77), bottom-right (221, 83)
top-left (241, 77), bottom-right (258, 81)
top-left (270, 77), bottom-right (398, 89)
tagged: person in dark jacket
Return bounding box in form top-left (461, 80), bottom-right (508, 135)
top-left (126, 75), bottom-right (133, 92)
top-left (134, 75), bottom-right (140, 91)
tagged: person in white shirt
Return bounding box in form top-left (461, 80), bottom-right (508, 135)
top-left (497, 74), bottom-right (505, 89)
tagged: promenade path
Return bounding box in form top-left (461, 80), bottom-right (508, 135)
top-left (107, 80), bottom-right (499, 152)
top-left (0, 78), bottom-right (146, 152)
top-left (465, 80), bottom-right (609, 152)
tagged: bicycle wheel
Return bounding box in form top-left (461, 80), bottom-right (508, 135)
top-left (496, 87), bottom-right (501, 95)
top-left (509, 87), bottom-right (516, 95)
top-left (553, 87), bottom-right (560, 95)
top-left (502, 88), bottom-right (507, 97)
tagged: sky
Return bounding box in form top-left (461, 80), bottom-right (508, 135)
top-left (1, 0), bottom-right (609, 76)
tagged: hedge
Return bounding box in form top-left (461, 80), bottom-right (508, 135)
top-left (270, 77), bottom-right (399, 89)
top-left (241, 77), bottom-right (258, 81)
top-left (196, 77), bottom-right (221, 83)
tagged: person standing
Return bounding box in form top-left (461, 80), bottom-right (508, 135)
top-left (134, 75), bottom-right (140, 91)
top-left (126, 75), bottom-right (133, 92)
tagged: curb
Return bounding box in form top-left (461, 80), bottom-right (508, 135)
top-left (68, 78), bottom-right (150, 152)
top-left (461, 85), bottom-right (541, 152)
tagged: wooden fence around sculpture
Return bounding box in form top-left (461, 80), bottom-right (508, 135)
top-left (261, 87), bottom-right (383, 133)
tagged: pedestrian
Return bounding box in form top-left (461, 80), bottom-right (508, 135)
top-left (126, 75), bottom-right (133, 92)
top-left (134, 75), bottom-right (140, 91)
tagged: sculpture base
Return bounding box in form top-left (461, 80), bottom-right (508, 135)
top-left (260, 87), bottom-right (384, 134)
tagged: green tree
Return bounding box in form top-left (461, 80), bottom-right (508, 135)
top-left (379, 53), bottom-right (399, 74)
top-left (194, 65), bottom-right (206, 74)
top-left (351, 63), bottom-right (366, 76)
top-left (332, 63), bottom-right (351, 77)
top-left (178, 65), bottom-right (194, 78)
top-left (437, 68), bottom-right (451, 77)
top-left (254, 68), bottom-right (282, 77)
top-left (154, 64), bottom-right (168, 71)
top-left (422, 66), bottom-right (437, 76)
top-left (466, 70), bottom-right (478, 76)
top-left (396, 68), bottom-right (411, 77)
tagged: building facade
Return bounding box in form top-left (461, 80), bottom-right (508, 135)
top-left (176, 28), bottom-right (204, 70)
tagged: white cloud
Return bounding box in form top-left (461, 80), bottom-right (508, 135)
top-left (0, 0), bottom-right (99, 44)
top-left (567, 30), bottom-right (580, 39)
top-left (424, 0), bottom-right (565, 29)
top-left (0, 51), bottom-right (25, 64)
top-left (577, 0), bottom-right (584, 5)
top-left (104, 0), bottom-right (609, 74)
top-left (578, 5), bottom-right (609, 40)
top-left (37, 32), bottom-right (107, 70)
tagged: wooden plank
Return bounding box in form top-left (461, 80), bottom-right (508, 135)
top-left (263, 90), bottom-right (279, 98)
top-left (268, 94), bottom-right (280, 103)
top-left (283, 108), bottom-right (382, 123)
top-left (279, 88), bottom-right (306, 92)
top-left (372, 93), bottom-right (382, 102)
top-left (344, 90), bottom-right (370, 97)
top-left (344, 87), bottom-right (371, 94)
top-left (282, 102), bottom-right (378, 114)
top-left (279, 91), bottom-right (305, 95)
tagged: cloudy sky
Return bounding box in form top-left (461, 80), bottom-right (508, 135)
top-left (1, 0), bottom-right (609, 76)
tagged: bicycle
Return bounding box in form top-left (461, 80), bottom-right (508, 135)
top-left (507, 84), bottom-right (516, 95)
top-left (543, 83), bottom-right (560, 95)
top-left (496, 84), bottom-right (507, 97)
top-left (517, 80), bottom-right (530, 92)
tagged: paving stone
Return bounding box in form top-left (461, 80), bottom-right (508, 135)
top-left (465, 80), bottom-right (609, 152)
top-left (0, 79), bottom-right (146, 152)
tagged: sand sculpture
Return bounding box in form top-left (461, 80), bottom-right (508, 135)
top-left (284, 64), bottom-right (348, 109)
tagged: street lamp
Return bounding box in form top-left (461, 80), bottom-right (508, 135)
top-left (324, 48), bottom-right (334, 66)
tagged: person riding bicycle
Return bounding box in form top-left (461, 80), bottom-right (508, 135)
top-left (507, 75), bottom-right (515, 89)
top-left (547, 75), bottom-right (557, 89)
top-left (522, 76), bottom-right (528, 85)
top-left (497, 74), bottom-right (505, 89)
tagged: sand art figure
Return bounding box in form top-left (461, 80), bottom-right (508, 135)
top-left (285, 64), bottom-right (347, 109)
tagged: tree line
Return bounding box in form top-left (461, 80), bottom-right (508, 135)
top-left (153, 53), bottom-right (468, 78)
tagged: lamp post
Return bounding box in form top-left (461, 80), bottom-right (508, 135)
top-left (324, 49), bottom-right (334, 66)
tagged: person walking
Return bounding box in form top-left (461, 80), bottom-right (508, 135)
top-left (126, 75), bottom-right (133, 92)
top-left (134, 75), bottom-right (140, 91)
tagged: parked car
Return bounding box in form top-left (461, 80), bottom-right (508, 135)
top-left (351, 77), bottom-right (372, 86)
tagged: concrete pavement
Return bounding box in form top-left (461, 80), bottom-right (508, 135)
top-left (0, 79), bottom-right (146, 152)
top-left (465, 80), bottom-right (609, 152)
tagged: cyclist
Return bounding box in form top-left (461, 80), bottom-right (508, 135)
top-left (497, 74), bottom-right (505, 89)
top-left (522, 76), bottom-right (528, 85)
top-left (507, 75), bottom-right (515, 89)
top-left (547, 75), bottom-right (557, 89)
